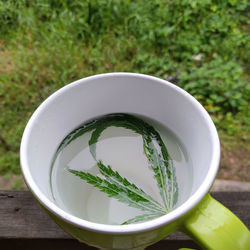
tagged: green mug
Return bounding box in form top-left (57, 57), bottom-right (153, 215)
top-left (20, 73), bottom-right (250, 249)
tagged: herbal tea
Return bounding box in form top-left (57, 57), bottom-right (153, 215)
top-left (50, 114), bottom-right (193, 225)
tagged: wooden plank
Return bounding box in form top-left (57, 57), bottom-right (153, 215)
top-left (0, 191), bottom-right (69, 239)
top-left (0, 191), bottom-right (249, 249)
top-left (0, 238), bottom-right (200, 250)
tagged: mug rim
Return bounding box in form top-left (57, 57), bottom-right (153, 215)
top-left (20, 72), bottom-right (220, 234)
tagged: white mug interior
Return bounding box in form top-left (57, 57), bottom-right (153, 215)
top-left (20, 73), bottom-right (220, 246)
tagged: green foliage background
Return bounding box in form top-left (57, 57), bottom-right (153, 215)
top-left (0, 0), bottom-right (249, 178)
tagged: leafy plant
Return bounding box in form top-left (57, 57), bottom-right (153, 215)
top-left (0, 0), bottom-right (249, 183)
top-left (51, 114), bottom-right (178, 224)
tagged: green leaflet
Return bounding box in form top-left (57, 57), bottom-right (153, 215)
top-left (69, 162), bottom-right (166, 215)
top-left (51, 113), bottom-right (178, 224)
top-left (122, 213), bottom-right (163, 225)
top-left (97, 161), bottom-right (166, 213)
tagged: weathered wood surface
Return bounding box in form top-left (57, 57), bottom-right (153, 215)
top-left (0, 191), bottom-right (249, 249)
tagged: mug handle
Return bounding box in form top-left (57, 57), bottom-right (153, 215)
top-left (182, 194), bottom-right (250, 249)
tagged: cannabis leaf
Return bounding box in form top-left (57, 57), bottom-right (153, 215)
top-left (88, 114), bottom-right (178, 211)
top-left (50, 113), bottom-right (178, 224)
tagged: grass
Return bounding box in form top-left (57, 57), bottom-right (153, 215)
top-left (0, 0), bottom-right (249, 185)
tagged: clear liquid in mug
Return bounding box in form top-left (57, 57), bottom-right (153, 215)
top-left (50, 114), bottom-right (193, 225)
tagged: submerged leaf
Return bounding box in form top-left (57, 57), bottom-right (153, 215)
top-left (56, 113), bottom-right (179, 224)
top-left (88, 114), bottom-right (177, 211)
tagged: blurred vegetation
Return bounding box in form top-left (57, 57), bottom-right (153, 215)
top-left (0, 0), bottom-right (249, 177)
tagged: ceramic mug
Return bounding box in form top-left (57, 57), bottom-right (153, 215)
top-left (20, 73), bottom-right (250, 249)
